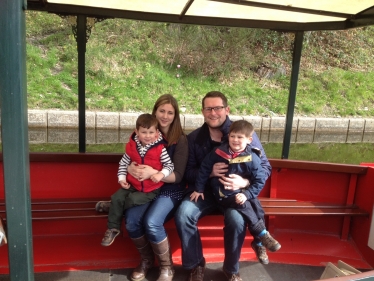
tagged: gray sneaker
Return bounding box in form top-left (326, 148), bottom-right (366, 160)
top-left (101, 228), bottom-right (120, 246)
top-left (259, 232), bottom-right (281, 252)
top-left (251, 240), bottom-right (269, 264)
top-left (95, 201), bottom-right (111, 213)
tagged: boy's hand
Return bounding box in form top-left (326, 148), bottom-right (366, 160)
top-left (150, 172), bottom-right (164, 183)
top-left (235, 193), bottom-right (247, 205)
top-left (119, 180), bottom-right (130, 189)
top-left (190, 191), bottom-right (204, 202)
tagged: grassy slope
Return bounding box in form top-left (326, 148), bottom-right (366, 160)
top-left (25, 12), bottom-right (374, 164)
top-left (26, 12), bottom-right (374, 118)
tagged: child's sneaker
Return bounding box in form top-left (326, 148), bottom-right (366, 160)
top-left (251, 240), bottom-right (269, 264)
top-left (259, 232), bottom-right (281, 252)
top-left (101, 228), bottom-right (120, 246)
top-left (95, 201), bottom-right (111, 213)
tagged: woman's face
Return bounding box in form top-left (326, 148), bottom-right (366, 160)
top-left (155, 103), bottom-right (175, 133)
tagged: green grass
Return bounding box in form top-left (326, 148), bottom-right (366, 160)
top-left (262, 143), bottom-right (374, 165)
top-left (25, 12), bottom-right (374, 118)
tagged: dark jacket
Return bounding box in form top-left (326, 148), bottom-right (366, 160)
top-left (184, 117), bottom-right (271, 194)
top-left (195, 142), bottom-right (266, 200)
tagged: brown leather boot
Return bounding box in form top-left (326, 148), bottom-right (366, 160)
top-left (151, 237), bottom-right (175, 281)
top-left (130, 236), bottom-right (155, 281)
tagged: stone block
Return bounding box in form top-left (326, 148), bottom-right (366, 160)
top-left (48, 128), bottom-right (78, 143)
top-left (96, 112), bottom-right (119, 129)
top-left (28, 110), bottom-right (47, 128)
top-left (363, 131), bottom-right (374, 143)
top-left (297, 117), bottom-right (316, 131)
top-left (243, 116), bottom-right (262, 131)
top-left (48, 110), bottom-right (78, 128)
top-left (96, 129), bottom-right (120, 144)
top-left (314, 132), bottom-right (347, 143)
top-left (86, 129), bottom-right (96, 144)
top-left (85, 112), bottom-right (96, 129)
top-left (29, 128), bottom-right (47, 143)
top-left (120, 129), bottom-right (133, 144)
top-left (346, 119), bottom-right (365, 143)
top-left (229, 115), bottom-right (243, 122)
top-left (295, 131), bottom-right (315, 143)
top-left (315, 118), bottom-right (349, 132)
top-left (365, 119), bottom-right (374, 132)
top-left (120, 113), bottom-right (141, 130)
top-left (184, 114), bottom-right (204, 131)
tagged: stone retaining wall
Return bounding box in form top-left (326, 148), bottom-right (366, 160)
top-left (3, 110), bottom-right (373, 144)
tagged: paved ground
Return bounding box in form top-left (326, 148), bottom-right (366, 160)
top-left (0, 262), bottom-right (325, 281)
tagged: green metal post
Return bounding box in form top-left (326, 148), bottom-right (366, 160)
top-left (281, 31), bottom-right (304, 159)
top-left (0, 0), bottom-right (35, 280)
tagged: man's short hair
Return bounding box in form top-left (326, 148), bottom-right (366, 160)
top-left (229, 120), bottom-right (254, 137)
top-left (136, 113), bottom-right (158, 130)
top-left (202, 91), bottom-right (228, 109)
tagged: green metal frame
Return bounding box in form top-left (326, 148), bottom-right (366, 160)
top-left (0, 1), bottom-right (35, 280)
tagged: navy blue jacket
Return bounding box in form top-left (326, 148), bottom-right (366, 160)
top-left (184, 117), bottom-right (271, 194)
top-left (194, 142), bottom-right (266, 200)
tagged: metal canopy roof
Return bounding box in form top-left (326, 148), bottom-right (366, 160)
top-left (27, 0), bottom-right (374, 31)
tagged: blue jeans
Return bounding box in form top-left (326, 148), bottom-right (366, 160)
top-left (124, 196), bottom-right (180, 243)
top-left (174, 191), bottom-right (246, 274)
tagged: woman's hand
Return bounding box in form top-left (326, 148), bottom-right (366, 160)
top-left (127, 162), bottom-right (157, 181)
top-left (219, 174), bottom-right (249, 191)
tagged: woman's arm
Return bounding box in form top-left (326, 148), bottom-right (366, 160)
top-left (162, 134), bottom-right (188, 183)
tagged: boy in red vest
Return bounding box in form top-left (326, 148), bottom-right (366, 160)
top-left (100, 113), bottom-right (174, 246)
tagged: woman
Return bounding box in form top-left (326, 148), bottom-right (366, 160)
top-left (125, 94), bottom-right (188, 281)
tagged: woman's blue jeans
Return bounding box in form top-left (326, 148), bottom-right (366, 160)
top-left (124, 196), bottom-right (180, 243)
top-left (174, 191), bottom-right (246, 274)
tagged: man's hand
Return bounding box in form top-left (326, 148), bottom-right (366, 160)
top-left (190, 191), bottom-right (204, 202)
top-left (119, 180), bottom-right (130, 189)
top-left (219, 174), bottom-right (249, 191)
top-left (210, 162), bottom-right (228, 177)
top-left (235, 193), bottom-right (247, 205)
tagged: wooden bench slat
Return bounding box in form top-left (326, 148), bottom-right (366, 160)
top-left (261, 201), bottom-right (359, 209)
top-left (0, 198), bottom-right (368, 219)
top-left (263, 207), bottom-right (368, 216)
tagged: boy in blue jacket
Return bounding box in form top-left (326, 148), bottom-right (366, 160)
top-left (190, 120), bottom-right (281, 256)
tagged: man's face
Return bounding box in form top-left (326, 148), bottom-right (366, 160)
top-left (202, 97), bottom-right (229, 129)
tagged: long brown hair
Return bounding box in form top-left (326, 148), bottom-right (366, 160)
top-left (152, 94), bottom-right (185, 146)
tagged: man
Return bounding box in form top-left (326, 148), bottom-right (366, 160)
top-left (174, 91), bottom-right (272, 281)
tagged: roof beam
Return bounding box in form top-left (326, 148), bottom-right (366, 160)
top-left (179, 0), bottom-right (195, 20)
top-left (208, 0), bottom-right (354, 19)
top-left (26, 3), bottom-right (350, 31)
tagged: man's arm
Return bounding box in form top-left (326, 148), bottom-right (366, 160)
top-left (240, 153), bottom-right (266, 199)
top-left (184, 131), bottom-right (201, 184)
top-left (250, 131), bottom-right (272, 179)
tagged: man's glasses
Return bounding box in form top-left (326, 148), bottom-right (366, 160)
top-left (203, 106), bottom-right (226, 113)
